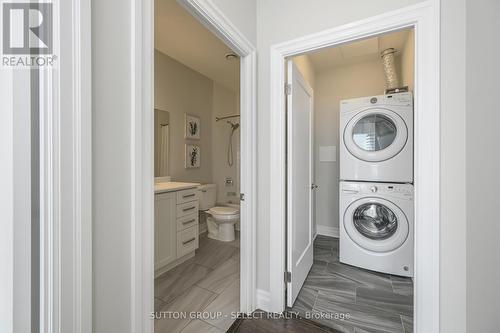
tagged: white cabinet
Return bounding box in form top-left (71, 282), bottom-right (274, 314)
top-left (155, 192), bottom-right (177, 269)
top-left (154, 186), bottom-right (199, 276)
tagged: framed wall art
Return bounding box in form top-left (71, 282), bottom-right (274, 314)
top-left (185, 114), bottom-right (200, 139)
top-left (185, 144), bottom-right (200, 168)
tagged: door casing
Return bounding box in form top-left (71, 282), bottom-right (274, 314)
top-left (270, 2), bottom-right (440, 332)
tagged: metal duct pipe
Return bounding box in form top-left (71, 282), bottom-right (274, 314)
top-left (381, 48), bottom-right (400, 90)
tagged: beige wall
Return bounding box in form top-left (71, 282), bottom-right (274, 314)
top-left (292, 55), bottom-right (315, 89)
top-left (154, 50), bottom-right (214, 183)
top-left (155, 50), bottom-right (240, 201)
top-left (211, 82), bottom-right (241, 205)
top-left (401, 29), bottom-right (415, 91)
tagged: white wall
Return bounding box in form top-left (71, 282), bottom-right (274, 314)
top-left (440, 0), bottom-right (467, 332)
top-left (255, 0), bottom-right (424, 292)
top-left (211, 82), bottom-right (241, 204)
top-left (155, 50), bottom-right (214, 183)
top-left (313, 58), bottom-right (386, 235)
top-left (210, 0), bottom-right (257, 46)
top-left (466, 0), bottom-right (500, 331)
top-left (92, 0), bottom-right (133, 331)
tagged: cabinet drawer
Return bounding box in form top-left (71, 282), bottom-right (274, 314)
top-left (176, 188), bottom-right (199, 204)
top-left (177, 225), bottom-right (198, 258)
top-left (176, 200), bottom-right (199, 218)
top-left (177, 213), bottom-right (198, 231)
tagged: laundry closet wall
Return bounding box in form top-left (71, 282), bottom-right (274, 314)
top-left (313, 58), bottom-right (386, 236)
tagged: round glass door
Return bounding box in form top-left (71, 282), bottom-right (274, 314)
top-left (343, 108), bottom-right (408, 162)
top-left (353, 203), bottom-right (398, 240)
top-left (343, 197), bottom-right (409, 253)
top-left (352, 114), bottom-right (397, 151)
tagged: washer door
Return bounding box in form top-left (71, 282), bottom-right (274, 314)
top-left (344, 108), bottom-right (408, 162)
top-left (344, 197), bottom-right (409, 253)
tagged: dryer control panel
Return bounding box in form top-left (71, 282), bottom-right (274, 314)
top-left (340, 92), bottom-right (413, 109)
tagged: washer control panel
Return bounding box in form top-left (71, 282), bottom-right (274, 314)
top-left (341, 181), bottom-right (413, 197)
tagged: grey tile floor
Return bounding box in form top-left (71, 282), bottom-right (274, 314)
top-left (155, 232), bottom-right (240, 333)
top-left (290, 235), bottom-right (413, 333)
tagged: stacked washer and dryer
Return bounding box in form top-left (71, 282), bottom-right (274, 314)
top-left (339, 92), bottom-right (414, 277)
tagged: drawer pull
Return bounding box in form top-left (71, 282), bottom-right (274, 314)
top-left (183, 206), bottom-right (196, 212)
top-left (182, 237), bottom-right (196, 245)
top-left (182, 219), bottom-right (196, 225)
top-left (183, 193), bottom-right (196, 198)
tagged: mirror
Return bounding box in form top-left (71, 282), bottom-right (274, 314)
top-left (155, 109), bottom-right (170, 177)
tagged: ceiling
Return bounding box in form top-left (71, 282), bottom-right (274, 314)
top-left (155, 0), bottom-right (239, 91)
top-left (307, 29), bottom-right (412, 71)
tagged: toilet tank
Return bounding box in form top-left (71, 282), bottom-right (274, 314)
top-left (198, 184), bottom-right (217, 210)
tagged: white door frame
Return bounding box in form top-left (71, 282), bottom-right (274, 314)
top-left (133, 0), bottom-right (257, 332)
top-left (31, 0), bottom-right (92, 332)
top-left (268, 1), bottom-right (440, 332)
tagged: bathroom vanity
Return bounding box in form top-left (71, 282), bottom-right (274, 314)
top-left (154, 181), bottom-right (200, 277)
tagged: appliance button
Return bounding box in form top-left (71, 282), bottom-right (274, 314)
top-left (370, 186), bottom-right (378, 193)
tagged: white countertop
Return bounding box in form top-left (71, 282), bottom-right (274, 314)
top-left (154, 181), bottom-right (200, 194)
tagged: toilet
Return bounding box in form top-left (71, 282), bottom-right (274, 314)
top-left (198, 184), bottom-right (240, 242)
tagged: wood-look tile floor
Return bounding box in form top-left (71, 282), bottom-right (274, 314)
top-left (154, 232), bottom-right (240, 333)
top-left (290, 235), bottom-right (414, 333)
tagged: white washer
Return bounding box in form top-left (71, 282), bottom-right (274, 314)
top-left (339, 181), bottom-right (414, 277)
top-left (340, 93), bottom-right (413, 183)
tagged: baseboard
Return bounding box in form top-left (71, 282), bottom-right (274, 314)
top-left (256, 288), bottom-right (271, 311)
top-left (316, 225), bottom-right (339, 238)
top-left (154, 252), bottom-right (195, 278)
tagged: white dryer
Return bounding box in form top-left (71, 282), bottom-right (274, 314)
top-left (339, 181), bottom-right (413, 277)
top-left (340, 93), bottom-right (413, 183)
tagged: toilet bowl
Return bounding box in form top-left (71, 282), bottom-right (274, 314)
top-left (206, 205), bottom-right (239, 242)
top-left (198, 184), bottom-right (240, 242)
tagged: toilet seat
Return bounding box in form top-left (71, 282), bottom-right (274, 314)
top-left (208, 206), bottom-right (239, 221)
top-left (209, 206), bottom-right (239, 215)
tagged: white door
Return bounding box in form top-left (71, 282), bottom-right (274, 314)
top-left (286, 60), bottom-right (314, 306)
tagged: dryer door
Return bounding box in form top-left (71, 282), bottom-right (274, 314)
top-left (344, 108), bottom-right (408, 162)
top-left (343, 197), bottom-right (409, 253)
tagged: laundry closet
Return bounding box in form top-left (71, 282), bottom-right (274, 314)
top-left (287, 28), bottom-right (415, 333)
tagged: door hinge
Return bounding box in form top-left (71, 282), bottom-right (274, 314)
top-left (285, 83), bottom-right (292, 95)
top-left (284, 271), bottom-right (291, 283)
top-left (240, 193), bottom-right (245, 201)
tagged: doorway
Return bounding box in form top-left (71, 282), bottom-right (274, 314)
top-left (146, 0), bottom-right (255, 333)
top-left (269, 3), bottom-right (440, 333)
top-left (286, 28), bottom-right (415, 333)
